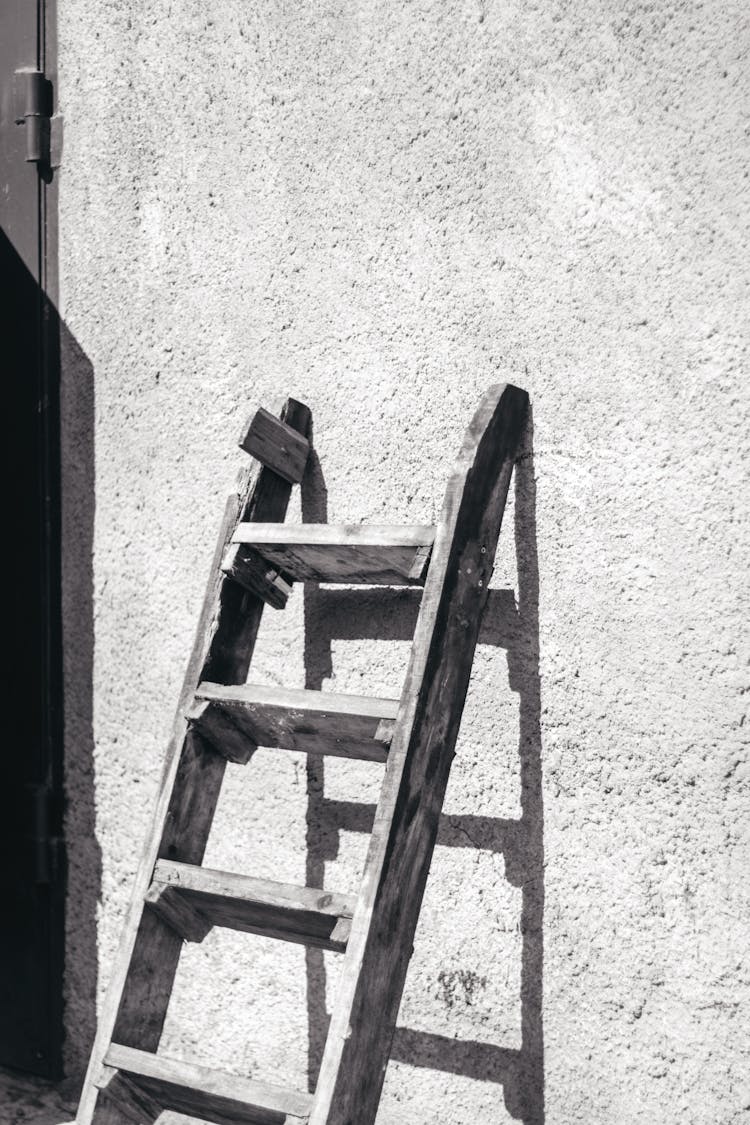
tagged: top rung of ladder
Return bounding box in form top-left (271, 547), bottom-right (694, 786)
top-left (241, 406), bottom-right (311, 484)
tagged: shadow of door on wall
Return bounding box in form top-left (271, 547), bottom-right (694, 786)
top-left (300, 416), bottom-right (543, 1124)
top-left (0, 230), bottom-right (100, 1081)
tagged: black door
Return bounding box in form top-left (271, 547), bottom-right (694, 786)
top-left (0, 0), bottom-right (64, 1079)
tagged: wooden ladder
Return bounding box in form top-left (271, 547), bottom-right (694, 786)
top-left (76, 384), bottom-right (529, 1125)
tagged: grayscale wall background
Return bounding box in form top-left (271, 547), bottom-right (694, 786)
top-left (58, 2), bottom-right (749, 1123)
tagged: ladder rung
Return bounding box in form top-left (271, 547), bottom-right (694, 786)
top-left (229, 523), bottom-right (435, 586)
top-left (192, 682), bottom-right (399, 763)
top-left (146, 860), bottom-right (356, 952)
top-left (101, 1043), bottom-right (312, 1124)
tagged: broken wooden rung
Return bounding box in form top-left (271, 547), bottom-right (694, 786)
top-left (221, 543), bottom-right (294, 610)
top-left (240, 406), bottom-right (310, 484)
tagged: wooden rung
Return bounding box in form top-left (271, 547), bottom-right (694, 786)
top-left (240, 407), bottom-right (310, 484)
top-left (194, 682), bottom-right (399, 763)
top-left (146, 860), bottom-right (357, 952)
top-left (101, 1043), bottom-right (312, 1124)
top-left (230, 523), bottom-right (435, 586)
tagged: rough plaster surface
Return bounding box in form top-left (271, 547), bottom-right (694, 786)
top-left (56, 1), bottom-right (749, 1123)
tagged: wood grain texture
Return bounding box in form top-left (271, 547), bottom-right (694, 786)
top-left (75, 400), bottom-right (311, 1125)
top-left (94, 1069), bottom-right (161, 1125)
top-left (309, 384), bottom-right (529, 1125)
top-left (233, 524), bottom-right (435, 546)
top-left (194, 682), bottom-right (399, 762)
top-left (185, 698), bottom-right (258, 765)
top-left (144, 882), bottom-right (213, 943)
top-left (221, 543), bottom-right (292, 610)
top-left (147, 860), bottom-right (356, 951)
top-left (240, 406), bottom-right (310, 484)
top-left (104, 1044), bottom-right (312, 1125)
top-left (231, 523), bottom-right (435, 585)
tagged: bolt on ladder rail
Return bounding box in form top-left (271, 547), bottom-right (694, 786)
top-left (76, 383), bottom-right (530, 1125)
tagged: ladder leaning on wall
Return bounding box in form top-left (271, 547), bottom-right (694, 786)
top-left (75, 383), bottom-right (529, 1125)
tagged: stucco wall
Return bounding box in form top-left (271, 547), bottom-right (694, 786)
top-left (58, 2), bottom-right (749, 1122)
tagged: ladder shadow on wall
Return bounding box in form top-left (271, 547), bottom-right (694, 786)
top-left (301, 417), bottom-right (543, 1125)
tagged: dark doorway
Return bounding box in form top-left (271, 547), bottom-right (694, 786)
top-left (0, 0), bottom-right (64, 1079)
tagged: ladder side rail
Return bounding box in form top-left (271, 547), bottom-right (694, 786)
top-left (310, 384), bottom-right (529, 1125)
top-left (76, 399), bottom-right (311, 1125)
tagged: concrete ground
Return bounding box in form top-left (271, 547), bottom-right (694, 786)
top-left (0, 1069), bottom-right (78, 1125)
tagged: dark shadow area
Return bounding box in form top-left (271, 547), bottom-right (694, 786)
top-left (1, 225), bottom-right (66, 1078)
top-left (58, 313), bottom-right (99, 1079)
top-left (0, 229), bottom-right (99, 1081)
top-left (301, 416), bottom-right (543, 1122)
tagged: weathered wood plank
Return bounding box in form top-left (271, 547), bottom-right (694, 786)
top-left (240, 406), bottom-right (310, 484)
top-left (309, 384), bottom-right (529, 1125)
top-left (185, 698), bottom-right (258, 765)
top-left (146, 860), bottom-right (355, 951)
top-left (230, 523), bottom-right (435, 586)
top-left (94, 1066), bottom-right (161, 1125)
top-left (76, 400), bottom-right (311, 1125)
top-left (193, 682), bottom-right (398, 762)
top-left (143, 882), bottom-right (213, 944)
top-left (221, 543), bottom-right (293, 609)
top-left (104, 1044), bottom-right (312, 1125)
top-left (232, 524), bottom-right (435, 546)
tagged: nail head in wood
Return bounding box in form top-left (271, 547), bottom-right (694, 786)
top-left (240, 406), bottom-right (310, 484)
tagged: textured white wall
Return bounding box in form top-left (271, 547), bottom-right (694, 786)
top-left (58, 2), bottom-right (749, 1122)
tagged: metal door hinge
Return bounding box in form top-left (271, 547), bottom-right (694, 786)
top-left (14, 68), bottom-right (63, 170)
